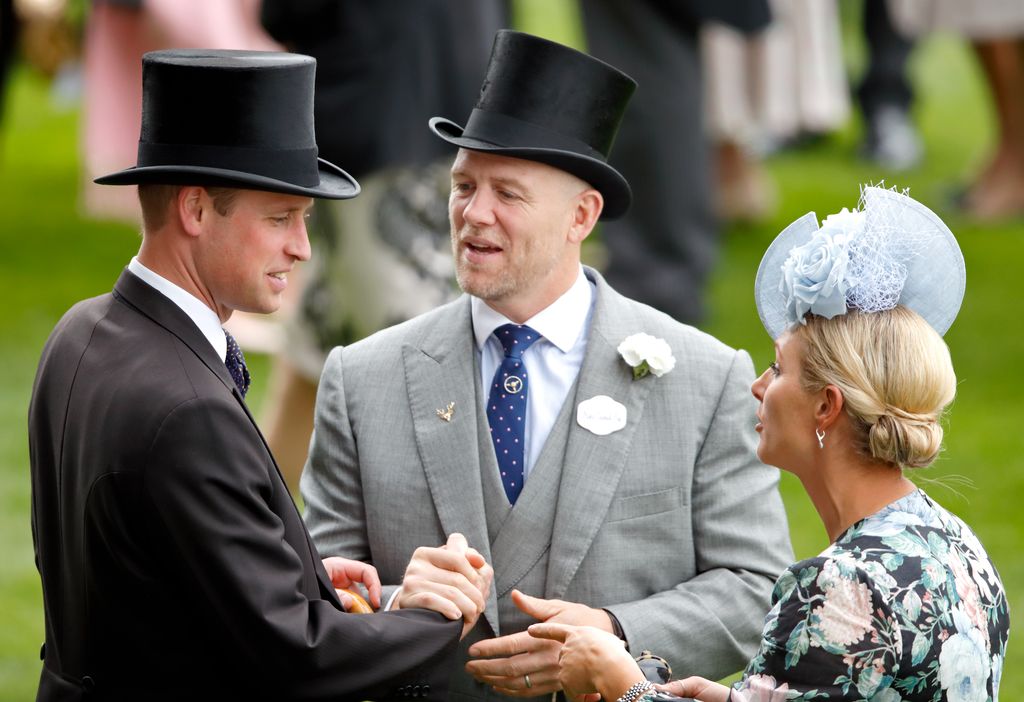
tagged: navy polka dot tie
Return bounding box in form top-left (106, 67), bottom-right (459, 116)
top-left (487, 324), bottom-right (541, 504)
top-left (224, 330), bottom-right (251, 398)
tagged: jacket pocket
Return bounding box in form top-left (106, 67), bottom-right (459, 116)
top-left (605, 486), bottom-right (687, 522)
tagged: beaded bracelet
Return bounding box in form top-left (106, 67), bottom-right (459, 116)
top-left (616, 680), bottom-right (655, 702)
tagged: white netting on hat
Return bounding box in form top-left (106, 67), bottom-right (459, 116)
top-left (844, 185), bottom-right (932, 314)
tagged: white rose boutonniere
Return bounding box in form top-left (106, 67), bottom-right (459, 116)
top-left (617, 333), bottom-right (676, 380)
top-left (780, 207), bottom-right (864, 327)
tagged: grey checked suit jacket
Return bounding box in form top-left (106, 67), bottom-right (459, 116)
top-left (303, 268), bottom-right (793, 700)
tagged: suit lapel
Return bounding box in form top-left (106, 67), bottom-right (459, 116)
top-left (114, 269), bottom-right (337, 600)
top-left (403, 298), bottom-right (498, 632)
top-left (114, 269), bottom-right (275, 455)
top-left (544, 271), bottom-right (657, 598)
top-left (114, 269), bottom-right (237, 395)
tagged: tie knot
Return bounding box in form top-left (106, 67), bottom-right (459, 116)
top-left (494, 324), bottom-right (540, 359)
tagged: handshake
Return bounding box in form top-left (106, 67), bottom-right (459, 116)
top-left (321, 536), bottom-right (493, 642)
top-left (323, 533), bottom-right (491, 638)
top-left (324, 533), bottom-right (631, 698)
top-left (392, 532), bottom-right (494, 640)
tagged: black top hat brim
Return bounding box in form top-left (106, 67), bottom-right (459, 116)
top-left (430, 117), bottom-right (631, 220)
top-left (94, 158), bottom-right (360, 200)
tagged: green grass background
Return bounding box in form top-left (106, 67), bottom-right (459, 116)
top-left (1, 3), bottom-right (1021, 698)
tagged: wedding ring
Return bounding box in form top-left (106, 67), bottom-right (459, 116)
top-left (524, 674), bottom-right (533, 689)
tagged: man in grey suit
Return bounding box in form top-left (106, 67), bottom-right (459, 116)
top-left (302, 30), bottom-right (793, 700)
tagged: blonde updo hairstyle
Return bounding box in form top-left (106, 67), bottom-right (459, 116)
top-left (793, 306), bottom-right (956, 469)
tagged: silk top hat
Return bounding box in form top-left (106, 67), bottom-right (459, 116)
top-left (429, 30), bottom-right (636, 219)
top-left (95, 49), bottom-right (359, 200)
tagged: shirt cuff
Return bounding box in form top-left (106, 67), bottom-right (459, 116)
top-left (384, 586), bottom-right (403, 612)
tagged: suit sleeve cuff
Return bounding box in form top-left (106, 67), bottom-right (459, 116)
top-left (604, 608), bottom-right (629, 647)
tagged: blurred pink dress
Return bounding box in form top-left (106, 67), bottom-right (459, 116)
top-left (81, 0), bottom-right (279, 221)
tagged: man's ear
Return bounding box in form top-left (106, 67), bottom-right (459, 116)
top-left (815, 385), bottom-right (845, 432)
top-left (567, 188), bottom-right (603, 245)
top-left (177, 186), bottom-right (207, 238)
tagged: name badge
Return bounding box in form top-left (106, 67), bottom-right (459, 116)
top-left (576, 395), bottom-right (627, 436)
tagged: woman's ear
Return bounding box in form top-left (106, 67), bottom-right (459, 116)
top-left (815, 385), bottom-right (845, 431)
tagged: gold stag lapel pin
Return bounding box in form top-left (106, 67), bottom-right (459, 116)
top-left (436, 401), bottom-right (455, 422)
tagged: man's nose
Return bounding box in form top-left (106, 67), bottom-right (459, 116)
top-left (288, 220), bottom-right (312, 261)
top-left (462, 189), bottom-right (497, 227)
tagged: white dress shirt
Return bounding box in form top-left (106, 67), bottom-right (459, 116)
top-left (472, 267), bottom-right (595, 479)
top-left (128, 257), bottom-right (227, 361)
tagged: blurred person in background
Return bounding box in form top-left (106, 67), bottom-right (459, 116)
top-left (81, 0), bottom-right (278, 222)
top-left (5, 0), bottom-right (82, 117)
top-left (258, 0), bottom-right (507, 490)
top-left (579, 0), bottom-right (771, 323)
top-left (701, 0), bottom-right (850, 223)
top-left (856, 0), bottom-right (922, 172)
top-left (890, 0), bottom-right (1024, 220)
top-left (0, 0), bottom-right (21, 127)
top-left (530, 186), bottom-right (1009, 702)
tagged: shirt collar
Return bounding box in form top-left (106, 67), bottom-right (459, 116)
top-left (471, 267), bottom-right (593, 353)
top-left (128, 256), bottom-right (227, 360)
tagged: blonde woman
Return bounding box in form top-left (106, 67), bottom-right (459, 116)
top-left (528, 187), bottom-right (1009, 701)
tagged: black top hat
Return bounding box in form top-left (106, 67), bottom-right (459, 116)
top-left (429, 31), bottom-right (636, 219)
top-left (95, 49), bottom-right (359, 200)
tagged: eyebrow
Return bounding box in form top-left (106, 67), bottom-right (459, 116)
top-left (493, 175), bottom-right (530, 191)
top-left (451, 170), bottom-right (532, 195)
top-left (265, 201), bottom-right (314, 216)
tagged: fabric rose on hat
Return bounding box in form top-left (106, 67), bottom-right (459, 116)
top-left (780, 207), bottom-right (863, 327)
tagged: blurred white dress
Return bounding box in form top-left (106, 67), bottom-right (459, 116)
top-left (889, 0), bottom-right (1024, 39)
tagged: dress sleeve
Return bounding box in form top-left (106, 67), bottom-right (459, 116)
top-left (731, 556), bottom-right (901, 701)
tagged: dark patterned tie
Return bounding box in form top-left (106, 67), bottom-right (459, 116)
top-left (486, 324), bottom-right (541, 504)
top-left (224, 330), bottom-right (251, 398)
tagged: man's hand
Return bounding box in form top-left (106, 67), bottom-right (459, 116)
top-left (321, 556), bottom-right (382, 611)
top-left (465, 589), bottom-right (615, 697)
top-left (528, 622), bottom-right (641, 701)
top-left (397, 533), bottom-right (494, 639)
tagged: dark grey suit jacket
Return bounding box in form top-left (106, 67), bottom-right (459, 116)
top-left (28, 270), bottom-right (462, 701)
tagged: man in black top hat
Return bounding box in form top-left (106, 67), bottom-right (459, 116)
top-left (302, 31), bottom-right (792, 700)
top-left (28, 49), bottom-right (492, 702)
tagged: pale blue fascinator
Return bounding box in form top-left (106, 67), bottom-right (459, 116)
top-left (755, 186), bottom-right (965, 339)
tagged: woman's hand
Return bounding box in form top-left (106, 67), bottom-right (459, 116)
top-left (529, 621), bottom-right (644, 701)
top-left (657, 677), bottom-right (730, 702)
top-left (321, 556), bottom-right (382, 611)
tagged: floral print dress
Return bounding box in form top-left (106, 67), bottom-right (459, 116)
top-left (730, 490), bottom-right (1009, 701)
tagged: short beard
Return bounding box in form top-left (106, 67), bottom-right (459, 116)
top-left (455, 263), bottom-right (517, 301)
top-left (451, 225), bottom-right (564, 305)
